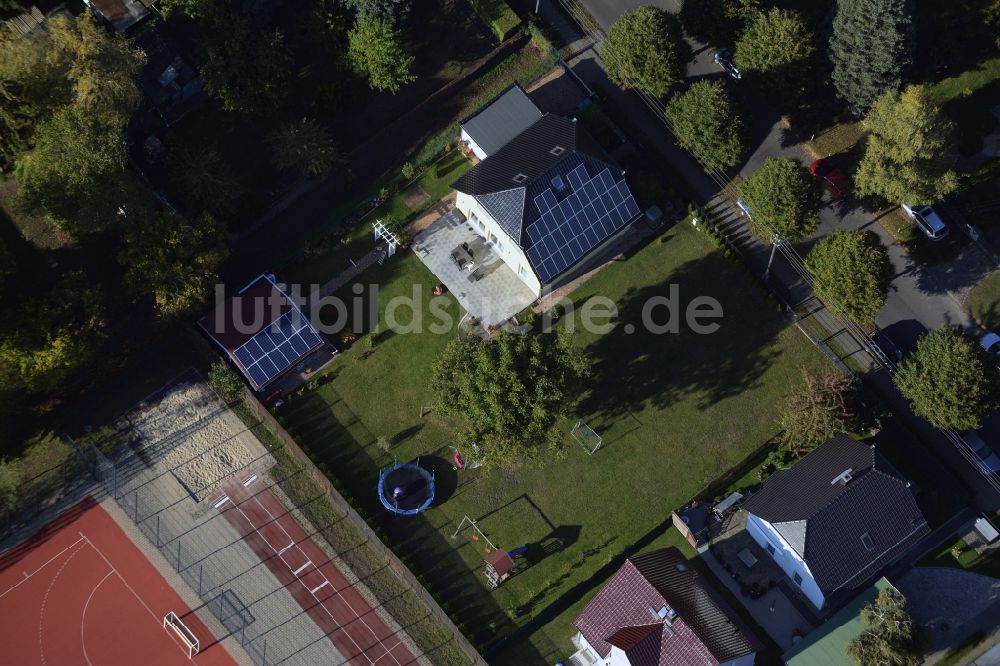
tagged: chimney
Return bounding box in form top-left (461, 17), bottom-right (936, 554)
top-left (831, 468), bottom-right (853, 486)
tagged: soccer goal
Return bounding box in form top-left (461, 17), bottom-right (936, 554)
top-left (572, 421), bottom-right (602, 455)
top-left (164, 611), bottom-right (200, 658)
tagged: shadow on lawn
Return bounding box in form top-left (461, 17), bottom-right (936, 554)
top-left (280, 388), bottom-right (535, 654)
top-left (577, 251), bottom-right (783, 425)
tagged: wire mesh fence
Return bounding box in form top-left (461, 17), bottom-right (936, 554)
top-left (64, 371), bottom-right (484, 666)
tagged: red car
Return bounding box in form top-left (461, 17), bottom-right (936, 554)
top-left (809, 159), bottom-right (849, 200)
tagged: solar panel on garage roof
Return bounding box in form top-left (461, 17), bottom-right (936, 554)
top-left (234, 311), bottom-right (323, 388)
top-left (526, 165), bottom-right (639, 283)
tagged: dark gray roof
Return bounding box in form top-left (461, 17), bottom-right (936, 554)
top-left (743, 434), bottom-right (929, 597)
top-left (459, 84), bottom-right (542, 157)
top-left (452, 114), bottom-right (640, 283)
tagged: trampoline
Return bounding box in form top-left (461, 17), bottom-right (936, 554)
top-left (377, 461), bottom-right (435, 515)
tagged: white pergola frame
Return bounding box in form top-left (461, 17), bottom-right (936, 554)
top-left (372, 219), bottom-right (402, 257)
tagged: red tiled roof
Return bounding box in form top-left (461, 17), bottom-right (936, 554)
top-left (606, 624), bottom-right (662, 666)
top-left (198, 275), bottom-right (294, 351)
top-left (575, 548), bottom-right (757, 666)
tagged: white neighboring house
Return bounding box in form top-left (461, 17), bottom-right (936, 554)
top-left (459, 84), bottom-right (542, 160)
top-left (742, 434), bottom-right (929, 611)
top-left (453, 111), bottom-right (641, 298)
top-left (572, 547), bottom-right (759, 666)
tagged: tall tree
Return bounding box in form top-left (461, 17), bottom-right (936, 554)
top-left (847, 588), bottom-right (921, 665)
top-left (347, 16), bottom-right (415, 93)
top-left (0, 271), bottom-right (106, 391)
top-left (894, 327), bottom-right (998, 430)
top-left (432, 331), bottom-right (589, 470)
top-left (169, 144), bottom-right (246, 218)
top-left (739, 157), bottom-right (821, 240)
top-left (266, 118), bottom-right (338, 177)
top-left (666, 80), bottom-right (745, 171)
top-left (855, 86), bottom-right (958, 203)
top-left (680, 0), bottom-right (760, 47)
top-left (735, 8), bottom-right (815, 102)
top-left (199, 11), bottom-right (291, 114)
top-left (830, 0), bottom-right (913, 114)
top-left (0, 14), bottom-right (143, 161)
top-left (806, 230), bottom-right (892, 324)
top-left (778, 369), bottom-right (859, 456)
top-left (120, 209), bottom-right (228, 317)
top-left (340, 0), bottom-right (410, 21)
top-left (601, 6), bottom-right (691, 97)
top-left (14, 107), bottom-right (129, 235)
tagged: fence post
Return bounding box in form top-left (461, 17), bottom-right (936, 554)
top-left (198, 564), bottom-right (203, 596)
top-left (262, 638), bottom-right (267, 666)
top-left (156, 514), bottom-right (160, 547)
top-left (133, 490), bottom-right (139, 521)
top-left (176, 539), bottom-right (182, 571)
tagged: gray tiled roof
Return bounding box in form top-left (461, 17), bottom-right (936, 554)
top-left (475, 188), bottom-right (525, 243)
top-left (459, 83), bottom-right (542, 157)
top-left (743, 434), bottom-right (930, 597)
top-left (574, 547), bottom-right (759, 665)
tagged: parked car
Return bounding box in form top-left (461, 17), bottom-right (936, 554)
top-left (961, 430), bottom-right (1000, 475)
top-left (981, 332), bottom-right (1000, 355)
top-left (901, 203), bottom-right (949, 241)
top-left (736, 197), bottom-right (751, 218)
top-left (713, 48), bottom-right (741, 80)
top-left (809, 159), bottom-right (848, 200)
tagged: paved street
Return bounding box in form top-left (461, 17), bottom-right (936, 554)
top-left (541, 0), bottom-right (1000, 508)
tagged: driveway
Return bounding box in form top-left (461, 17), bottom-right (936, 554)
top-left (895, 566), bottom-right (1000, 651)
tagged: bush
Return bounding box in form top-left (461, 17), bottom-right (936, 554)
top-left (468, 0), bottom-right (521, 42)
top-left (401, 161), bottom-right (415, 180)
top-left (208, 361), bottom-right (245, 404)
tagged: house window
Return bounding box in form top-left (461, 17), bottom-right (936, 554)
top-left (793, 572), bottom-right (803, 586)
top-left (518, 264), bottom-right (526, 277)
top-left (860, 533), bottom-right (874, 551)
top-left (766, 543), bottom-right (775, 556)
top-left (549, 145), bottom-right (566, 156)
top-left (512, 173), bottom-right (528, 184)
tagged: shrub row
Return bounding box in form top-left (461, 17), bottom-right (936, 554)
top-left (468, 0), bottom-right (521, 42)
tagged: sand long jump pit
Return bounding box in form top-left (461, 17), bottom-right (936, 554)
top-left (98, 373), bottom-right (423, 665)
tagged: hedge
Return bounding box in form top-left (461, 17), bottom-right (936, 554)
top-left (468, 0), bottom-right (521, 42)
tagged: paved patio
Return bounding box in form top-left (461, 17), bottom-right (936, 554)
top-left (701, 512), bottom-right (816, 649)
top-left (412, 208), bottom-right (536, 328)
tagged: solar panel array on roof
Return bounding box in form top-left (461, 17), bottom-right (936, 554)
top-left (525, 164), bottom-right (640, 283)
top-left (232, 311), bottom-right (323, 389)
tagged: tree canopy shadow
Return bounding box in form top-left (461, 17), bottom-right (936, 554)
top-left (577, 251), bottom-right (783, 422)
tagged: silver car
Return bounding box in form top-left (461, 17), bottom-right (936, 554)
top-left (902, 203), bottom-right (949, 241)
top-left (961, 430), bottom-right (1000, 475)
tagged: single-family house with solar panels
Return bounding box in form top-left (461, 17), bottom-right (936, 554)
top-left (451, 112), bottom-right (641, 297)
top-left (571, 547), bottom-right (759, 666)
top-left (459, 84), bottom-right (543, 160)
top-left (198, 274), bottom-right (325, 392)
top-left (742, 434), bottom-right (929, 611)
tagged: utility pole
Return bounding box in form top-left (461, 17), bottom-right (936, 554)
top-left (763, 233), bottom-right (781, 283)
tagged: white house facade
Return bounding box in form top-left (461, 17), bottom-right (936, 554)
top-left (454, 190), bottom-right (543, 296)
top-left (745, 513), bottom-right (826, 609)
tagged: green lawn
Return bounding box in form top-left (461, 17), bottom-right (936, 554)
top-left (919, 537), bottom-right (1000, 579)
top-left (277, 221), bottom-right (831, 662)
top-left (966, 268), bottom-right (1000, 330)
top-left (380, 150), bottom-right (474, 222)
top-left (926, 56), bottom-right (1000, 156)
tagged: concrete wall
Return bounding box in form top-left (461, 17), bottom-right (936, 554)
top-left (746, 513), bottom-right (826, 610)
top-left (455, 190), bottom-right (543, 296)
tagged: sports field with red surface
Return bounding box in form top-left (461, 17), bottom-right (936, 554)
top-left (0, 497), bottom-right (235, 666)
top-left (211, 475), bottom-right (417, 665)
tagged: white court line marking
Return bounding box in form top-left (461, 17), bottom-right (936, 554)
top-left (293, 561), bottom-right (312, 576)
top-left (310, 581), bottom-right (329, 595)
top-left (38, 541), bottom-right (89, 666)
top-left (242, 475), bottom-right (258, 487)
top-left (213, 495), bottom-right (231, 509)
top-left (80, 571), bottom-right (115, 666)
top-left (78, 533), bottom-right (193, 661)
top-left (245, 490), bottom-right (406, 666)
top-left (0, 537), bottom-right (87, 599)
